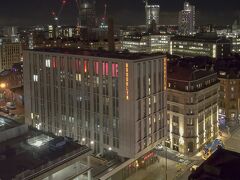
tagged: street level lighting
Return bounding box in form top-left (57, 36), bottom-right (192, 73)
top-left (0, 83), bottom-right (6, 89)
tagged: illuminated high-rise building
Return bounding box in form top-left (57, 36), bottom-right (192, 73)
top-left (80, 0), bottom-right (96, 28)
top-left (178, 2), bottom-right (195, 35)
top-left (145, 1), bottom-right (160, 30)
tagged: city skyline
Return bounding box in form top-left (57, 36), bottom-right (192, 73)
top-left (0, 0), bottom-right (239, 26)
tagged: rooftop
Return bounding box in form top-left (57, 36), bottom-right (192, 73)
top-left (0, 115), bottom-right (20, 132)
top-left (189, 148), bottom-right (240, 180)
top-left (168, 57), bottom-right (214, 81)
top-left (0, 126), bottom-right (91, 180)
top-left (26, 48), bottom-right (164, 60)
top-left (171, 33), bottom-right (230, 43)
top-left (215, 56), bottom-right (240, 79)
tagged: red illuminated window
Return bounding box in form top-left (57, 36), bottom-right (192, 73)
top-left (103, 62), bottom-right (109, 76)
top-left (112, 63), bottom-right (118, 77)
top-left (84, 60), bottom-right (88, 73)
top-left (52, 57), bottom-right (57, 69)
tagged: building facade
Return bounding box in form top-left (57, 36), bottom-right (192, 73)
top-left (0, 41), bottom-right (22, 71)
top-left (215, 58), bottom-right (240, 125)
top-left (178, 2), bottom-right (195, 35)
top-left (80, 0), bottom-right (96, 29)
top-left (170, 33), bottom-right (231, 58)
top-left (122, 33), bottom-right (171, 53)
top-left (166, 60), bottom-right (219, 154)
top-left (230, 35), bottom-right (240, 53)
top-left (145, 2), bottom-right (160, 29)
top-left (24, 49), bottom-right (167, 159)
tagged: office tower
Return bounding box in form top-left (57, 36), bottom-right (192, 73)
top-left (145, 1), bottom-right (160, 30)
top-left (170, 33), bottom-right (231, 58)
top-left (2, 26), bottom-right (19, 43)
top-left (24, 48), bottom-right (167, 159)
top-left (80, 0), bottom-right (96, 28)
top-left (232, 15), bottom-right (240, 34)
top-left (166, 59), bottom-right (219, 154)
top-left (178, 2), bottom-right (195, 35)
top-left (122, 33), bottom-right (172, 53)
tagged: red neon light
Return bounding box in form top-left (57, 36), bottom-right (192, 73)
top-left (143, 152), bottom-right (155, 161)
top-left (84, 61), bottom-right (87, 73)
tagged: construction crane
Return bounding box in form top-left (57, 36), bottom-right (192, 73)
top-left (51, 0), bottom-right (67, 26)
top-left (100, 0), bottom-right (108, 28)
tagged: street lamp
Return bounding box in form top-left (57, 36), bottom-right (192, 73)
top-left (0, 83), bottom-right (6, 89)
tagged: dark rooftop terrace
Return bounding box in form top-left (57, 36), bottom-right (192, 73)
top-left (189, 148), bottom-right (240, 180)
top-left (27, 48), bottom-right (164, 60)
top-left (0, 127), bottom-right (90, 180)
top-left (0, 115), bottom-right (21, 132)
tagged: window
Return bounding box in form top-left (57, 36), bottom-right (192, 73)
top-left (94, 61), bottom-right (99, 75)
top-left (187, 118), bottom-right (194, 126)
top-left (45, 59), bottom-right (51, 68)
top-left (172, 115), bottom-right (179, 125)
top-left (112, 63), bottom-right (118, 77)
top-left (33, 75), bottom-right (38, 82)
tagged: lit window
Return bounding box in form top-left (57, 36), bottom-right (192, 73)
top-left (33, 75), bottom-right (38, 82)
top-left (76, 74), bottom-right (81, 82)
top-left (45, 59), bottom-right (51, 68)
top-left (126, 63), bottom-right (129, 100)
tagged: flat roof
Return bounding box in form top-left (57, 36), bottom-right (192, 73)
top-left (0, 128), bottom-right (91, 180)
top-left (26, 48), bottom-right (164, 60)
top-left (0, 115), bottom-right (21, 132)
top-left (171, 34), bottom-right (230, 43)
top-left (189, 148), bottom-right (240, 179)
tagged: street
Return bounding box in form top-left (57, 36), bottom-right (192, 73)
top-left (223, 125), bottom-right (240, 153)
top-left (126, 125), bottom-right (240, 180)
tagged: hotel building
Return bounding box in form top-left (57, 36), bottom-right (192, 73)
top-left (166, 59), bottom-right (219, 154)
top-left (23, 48), bottom-right (167, 160)
top-left (215, 57), bottom-right (240, 124)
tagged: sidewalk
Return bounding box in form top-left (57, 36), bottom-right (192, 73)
top-left (126, 155), bottom-right (183, 180)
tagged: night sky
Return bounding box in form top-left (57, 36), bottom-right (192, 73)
top-left (0, 0), bottom-right (239, 26)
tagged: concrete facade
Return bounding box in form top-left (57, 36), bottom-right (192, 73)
top-left (23, 49), bottom-right (167, 159)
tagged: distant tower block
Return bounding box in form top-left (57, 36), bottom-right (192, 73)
top-left (80, 0), bottom-right (96, 28)
top-left (145, 0), bottom-right (160, 30)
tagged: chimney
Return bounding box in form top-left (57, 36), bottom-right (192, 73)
top-left (108, 17), bottom-right (115, 52)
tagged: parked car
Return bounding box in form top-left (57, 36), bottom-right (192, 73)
top-left (6, 102), bottom-right (16, 110)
